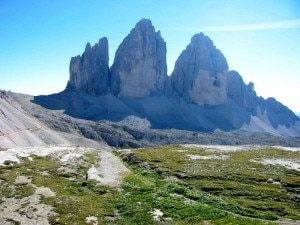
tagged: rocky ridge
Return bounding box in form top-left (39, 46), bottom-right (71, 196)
top-left (33, 19), bottom-right (300, 137)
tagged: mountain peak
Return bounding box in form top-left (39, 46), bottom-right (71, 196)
top-left (191, 32), bottom-right (212, 44)
top-left (170, 32), bottom-right (228, 105)
top-left (135, 18), bottom-right (153, 28)
top-left (67, 37), bottom-right (109, 95)
top-left (55, 19), bottom-right (300, 136)
top-left (110, 19), bottom-right (167, 98)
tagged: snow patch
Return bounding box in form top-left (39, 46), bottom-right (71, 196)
top-left (273, 146), bottom-right (300, 152)
top-left (173, 149), bottom-right (188, 153)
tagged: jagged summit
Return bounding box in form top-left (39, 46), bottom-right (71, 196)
top-left (67, 37), bottom-right (109, 95)
top-left (134, 18), bottom-right (154, 30)
top-left (110, 18), bottom-right (167, 98)
top-left (34, 19), bottom-right (300, 137)
top-left (170, 33), bottom-right (228, 105)
top-left (190, 33), bottom-right (229, 73)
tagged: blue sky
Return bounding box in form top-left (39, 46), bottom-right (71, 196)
top-left (1, 0), bottom-right (300, 112)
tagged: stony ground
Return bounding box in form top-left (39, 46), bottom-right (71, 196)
top-left (0, 146), bottom-right (129, 225)
top-left (1, 91), bottom-right (300, 224)
top-left (9, 92), bottom-right (300, 148)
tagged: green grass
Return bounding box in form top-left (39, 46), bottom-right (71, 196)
top-left (0, 154), bottom-right (115, 225)
top-left (0, 146), bottom-right (298, 224)
top-left (109, 164), bottom-right (277, 224)
top-left (132, 145), bottom-right (300, 221)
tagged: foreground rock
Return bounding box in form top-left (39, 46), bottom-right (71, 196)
top-left (0, 145), bottom-right (130, 224)
top-left (87, 150), bottom-right (130, 187)
top-left (0, 185), bottom-right (56, 225)
top-left (0, 146), bottom-right (128, 186)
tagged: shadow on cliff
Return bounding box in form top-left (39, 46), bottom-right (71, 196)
top-left (33, 90), bottom-right (254, 132)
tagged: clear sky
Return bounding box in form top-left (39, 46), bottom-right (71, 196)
top-left (1, 0), bottom-right (300, 113)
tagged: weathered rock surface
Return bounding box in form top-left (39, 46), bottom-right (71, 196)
top-left (226, 71), bottom-right (299, 130)
top-left (28, 19), bottom-right (300, 138)
top-left (170, 33), bottom-right (228, 105)
top-left (0, 91), bottom-right (109, 149)
top-left (226, 70), bottom-right (258, 113)
top-left (110, 19), bottom-right (167, 98)
top-left (67, 37), bottom-right (109, 95)
top-left (0, 146), bottom-right (128, 224)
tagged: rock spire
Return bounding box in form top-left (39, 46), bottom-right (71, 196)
top-left (110, 19), bottom-right (167, 98)
top-left (170, 33), bottom-right (228, 105)
top-left (67, 37), bottom-right (109, 95)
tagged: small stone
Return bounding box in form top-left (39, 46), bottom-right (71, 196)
top-left (15, 176), bottom-right (32, 185)
top-left (35, 187), bottom-right (56, 197)
top-left (267, 178), bottom-right (274, 184)
top-left (86, 216), bottom-right (98, 225)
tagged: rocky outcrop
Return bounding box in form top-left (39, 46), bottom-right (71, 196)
top-left (35, 19), bottom-right (300, 137)
top-left (67, 37), bottom-right (109, 95)
top-left (226, 70), bottom-right (258, 113)
top-left (226, 70), bottom-right (299, 129)
top-left (170, 33), bottom-right (228, 105)
top-left (110, 19), bottom-right (167, 98)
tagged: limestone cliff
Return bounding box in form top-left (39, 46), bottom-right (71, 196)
top-left (67, 37), bottom-right (109, 95)
top-left (226, 70), bottom-right (257, 113)
top-left (39, 19), bottom-right (299, 137)
top-left (170, 33), bottom-right (228, 105)
top-left (110, 19), bottom-right (167, 98)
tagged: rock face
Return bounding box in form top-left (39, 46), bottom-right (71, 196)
top-left (38, 19), bottom-right (300, 137)
top-left (170, 33), bottom-right (228, 105)
top-left (110, 19), bottom-right (167, 98)
top-left (226, 70), bottom-right (258, 113)
top-left (67, 37), bottom-right (109, 95)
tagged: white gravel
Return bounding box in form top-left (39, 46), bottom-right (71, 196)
top-left (187, 154), bottom-right (230, 160)
top-left (252, 158), bottom-right (300, 171)
top-left (182, 144), bottom-right (260, 152)
top-left (87, 150), bottom-right (130, 187)
top-left (0, 146), bottom-right (130, 187)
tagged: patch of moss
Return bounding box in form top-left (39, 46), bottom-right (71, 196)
top-left (14, 184), bottom-right (35, 199)
top-left (109, 164), bottom-right (277, 224)
top-left (0, 153), bottom-right (116, 225)
top-left (132, 145), bottom-right (300, 221)
top-left (0, 147), bottom-right (298, 224)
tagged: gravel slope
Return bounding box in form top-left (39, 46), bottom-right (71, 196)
top-left (0, 91), bottom-right (109, 149)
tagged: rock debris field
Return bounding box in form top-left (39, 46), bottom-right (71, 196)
top-left (0, 145), bottom-right (130, 225)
